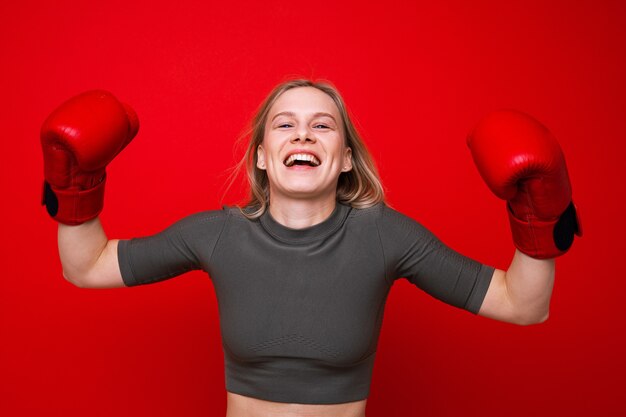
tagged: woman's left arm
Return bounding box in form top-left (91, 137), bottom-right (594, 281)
top-left (466, 110), bottom-right (583, 325)
top-left (478, 250), bottom-right (554, 325)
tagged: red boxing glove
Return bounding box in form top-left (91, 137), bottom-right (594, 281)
top-left (467, 110), bottom-right (582, 259)
top-left (41, 90), bottom-right (139, 225)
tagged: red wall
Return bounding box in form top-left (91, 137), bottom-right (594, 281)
top-left (2, 0), bottom-right (624, 415)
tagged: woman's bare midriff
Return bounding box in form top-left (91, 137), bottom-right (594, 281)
top-left (225, 392), bottom-right (367, 417)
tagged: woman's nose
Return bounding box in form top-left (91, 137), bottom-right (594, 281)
top-left (291, 127), bottom-right (316, 143)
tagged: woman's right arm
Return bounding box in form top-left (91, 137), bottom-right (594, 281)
top-left (41, 90), bottom-right (139, 289)
top-left (58, 218), bottom-right (125, 288)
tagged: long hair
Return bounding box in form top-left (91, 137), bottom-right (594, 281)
top-left (230, 79), bottom-right (385, 219)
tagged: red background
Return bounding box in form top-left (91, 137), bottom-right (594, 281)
top-left (1, 0), bottom-right (624, 415)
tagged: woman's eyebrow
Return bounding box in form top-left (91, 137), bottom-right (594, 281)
top-left (313, 112), bottom-right (337, 122)
top-left (271, 111), bottom-right (337, 122)
top-left (271, 111), bottom-right (295, 121)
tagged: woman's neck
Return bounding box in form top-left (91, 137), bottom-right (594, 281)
top-left (267, 194), bottom-right (337, 229)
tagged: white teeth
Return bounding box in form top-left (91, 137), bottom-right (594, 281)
top-left (284, 153), bottom-right (321, 167)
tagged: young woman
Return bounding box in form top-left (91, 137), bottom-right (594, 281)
top-left (41, 79), bottom-right (581, 417)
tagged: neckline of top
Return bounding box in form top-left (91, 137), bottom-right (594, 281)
top-left (259, 202), bottom-right (352, 244)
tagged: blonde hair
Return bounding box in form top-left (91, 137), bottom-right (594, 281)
top-left (230, 79), bottom-right (385, 219)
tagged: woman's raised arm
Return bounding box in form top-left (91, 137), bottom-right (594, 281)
top-left (466, 110), bottom-right (582, 324)
top-left (41, 90), bottom-right (139, 288)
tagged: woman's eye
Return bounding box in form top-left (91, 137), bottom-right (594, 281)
top-left (278, 123), bottom-right (292, 128)
top-left (314, 124), bottom-right (330, 129)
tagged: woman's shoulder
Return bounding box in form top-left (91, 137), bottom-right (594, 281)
top-left (161, 207), bottom-right (235, 235)
top-left (346, 201), bottom-right (392, 218)
top-left (347, 201), bottom-right (426, 230)
top-left (344, 202), bottom-right (388, 226)
top-left (183, 205), bottom-right (257, 219)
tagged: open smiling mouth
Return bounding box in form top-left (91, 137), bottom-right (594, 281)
top-left (284, 153), bottom-right (321, 167)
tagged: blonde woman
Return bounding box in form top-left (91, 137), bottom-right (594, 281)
top-left (41, 79), bottom-right (581, 417)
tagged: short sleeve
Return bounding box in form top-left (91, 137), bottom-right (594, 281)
top-left (377, 204), bottom-right (494, 314)
top-left (118, 210), bottom-right (228, 287)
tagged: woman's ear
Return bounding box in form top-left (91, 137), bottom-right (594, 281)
top-left (257, 145), bottom-right (266, 170)
top-left (342, 147), bottom-right (353, 172)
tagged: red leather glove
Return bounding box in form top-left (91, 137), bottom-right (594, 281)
top-left (467, 110), bottom-right (582, 259)
top-left (41, 90), bottom-right (139, 225)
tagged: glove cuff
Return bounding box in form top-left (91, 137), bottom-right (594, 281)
top-left (41, 174), bottom-right (106, 225)
top-left (508, 201), bottom-right (582, 259)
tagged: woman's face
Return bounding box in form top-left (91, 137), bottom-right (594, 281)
top-left (257, 87), bottom-right (352, 202)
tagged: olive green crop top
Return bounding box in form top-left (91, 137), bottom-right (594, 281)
top-left (117, 202), bottom-right (494, 404)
